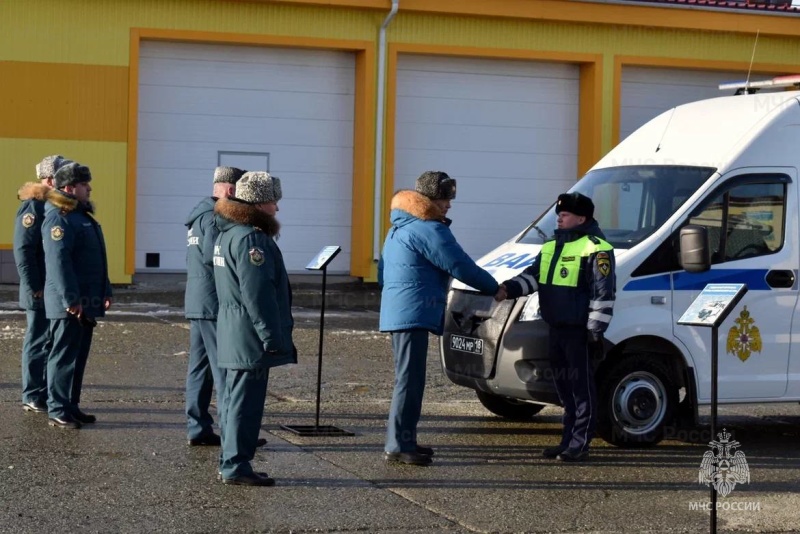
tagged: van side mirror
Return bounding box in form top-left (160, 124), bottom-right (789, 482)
top-left (679, 225), bottom-right (710, 273)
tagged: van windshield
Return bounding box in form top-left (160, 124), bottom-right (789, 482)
top-left (517, 165), bottom-right (716, 249)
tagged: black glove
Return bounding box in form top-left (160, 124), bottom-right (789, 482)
top-left (588, 331), bottom-right (605, 361)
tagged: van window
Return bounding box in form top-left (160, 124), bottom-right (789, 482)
top-left (517, 166), bottom-right (714, 248)
top-left (688, 178), bottom-right (786, 263)
top-left (632, 174), bottom-right (788, 277)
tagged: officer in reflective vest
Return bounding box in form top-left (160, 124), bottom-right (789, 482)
top-left (498, 192), bottom-right (615, 462)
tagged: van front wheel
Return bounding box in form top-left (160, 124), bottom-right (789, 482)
top-left (476, 390), bottom-right (545, 420)
top-left (596, 355), bottom-right (677, 448)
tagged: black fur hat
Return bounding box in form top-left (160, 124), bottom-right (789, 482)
top-left (415, 171), bottom-right (457, 200)
top-left (555, 192), bottom-right (594, 219)
top-left (54, 162), bottom-right (92, 190)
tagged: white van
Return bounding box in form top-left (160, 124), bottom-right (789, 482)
top-left (441, 88), bottom-right (800, 447)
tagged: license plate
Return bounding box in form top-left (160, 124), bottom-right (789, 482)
top-left (450, 334), bottom-right (484, 355)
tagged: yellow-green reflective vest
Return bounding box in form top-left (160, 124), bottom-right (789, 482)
top-left (539, 235), bottom-right (613, 287)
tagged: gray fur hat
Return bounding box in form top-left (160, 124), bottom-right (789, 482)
top-left (235, 172), bottom-right (282, 204)
top-left (415, 171), bottom-right (457, 200)
top-left (54, 162), bottom-right (92, 190)
top-left (213, 166), bottom-right (246, 184)
top-left (35, 155), bottom-right (66, 180)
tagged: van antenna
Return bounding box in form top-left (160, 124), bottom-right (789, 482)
top-left (743, 30), bottom-right (760, 94)
top-left (655, 108), bottom-right (675, 153)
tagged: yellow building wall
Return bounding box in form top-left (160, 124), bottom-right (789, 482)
top-left (2, 0), bottom-right (800, 283)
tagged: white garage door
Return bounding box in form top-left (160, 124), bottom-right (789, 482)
top-left (136, 41), bottom-right (355, 273)
top-left (620, 66), bottom-right (780, 142)
top-left (394, 55), bottom-right (580, 260)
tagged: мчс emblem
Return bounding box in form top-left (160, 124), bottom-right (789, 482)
top-left (50, 225), bottom-right (64, 241)
top-left (560, 267), bottom-right (568, 278)
top-left (698, 429), bottom-right (750, 497)
top-left (22, 213), bottom-right (35, 228)
top-left (596, 251), bottom-right (611, 277)
top-left (248, 247), bottom-right (265, 266)
top-left (726, 306), bottom-right (762, 362)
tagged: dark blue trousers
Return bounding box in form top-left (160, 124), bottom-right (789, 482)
top-left (385, 329), bottom-right (428, 454)
top-left (21, 308), bottom-right (50, 404)
top-left (47, 318), bottom-right (82, 419)
top-left (548, 325), bottom-right (597, 452)
top-left (219, 368), bottom-right (269, 479)
top-left (186, 319), bottom-right (224, 439)
top-left (71, 324), bottom-right (93, 410)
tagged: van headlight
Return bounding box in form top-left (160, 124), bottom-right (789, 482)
top-left (518, 293), bottom-right (541, 322)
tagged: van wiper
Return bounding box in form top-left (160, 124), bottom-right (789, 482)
top-left (532, 225), bottom-right (548, 240)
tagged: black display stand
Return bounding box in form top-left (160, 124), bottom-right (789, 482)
top-left (281, 246), bottom-right (354, 437)
top-left (678, 283), bottom-right (748, 533)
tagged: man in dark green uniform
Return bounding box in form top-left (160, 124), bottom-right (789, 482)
top-left (499, 192), bottom-right (615, 462)
top-left (14, 155), bottom-right (65, 414)
top-left (42, 162), bottom-right (112, 429)
top-left (184, 166), bottom-right (245, 446)
top-left (213, 171), bottom-right (296, 486)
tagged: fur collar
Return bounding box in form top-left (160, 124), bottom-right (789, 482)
top-left (18, 182), bottom-right (50, 202)
top-left (45, 189), bottom-right (95, 214)
top-left (215, 197), bottom-right (280, 237)
top-left (390, 190), bottom-right (444, 221)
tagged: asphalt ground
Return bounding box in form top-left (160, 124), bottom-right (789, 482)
top-left (1, 289), bottom-right (799, 533)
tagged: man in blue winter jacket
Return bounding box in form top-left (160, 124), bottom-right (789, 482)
top-left (497, 192), bottom-right (615, 462)
top-left (42, 162), bottom-right (113, 429)
top-left (184, 165), bottom-right (246, 447)
top-left (13, 155), bottom-right (65, 414)
top-left (379, 171), bottom-right (499, 466)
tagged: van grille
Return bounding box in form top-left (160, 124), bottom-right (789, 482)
top-left (441, 289), bottom-right (514, 379)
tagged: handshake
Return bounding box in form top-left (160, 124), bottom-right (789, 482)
top-left (494, 283), bottom-right (508, 302)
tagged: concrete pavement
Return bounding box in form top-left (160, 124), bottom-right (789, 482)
top-left (1, 297), bottom-right (799, 533)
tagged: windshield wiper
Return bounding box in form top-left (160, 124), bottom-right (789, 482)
top-left (532, 225), bottom-right (548, 240)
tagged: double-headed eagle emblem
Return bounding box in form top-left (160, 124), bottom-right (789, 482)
top-left (726, 306), bottom-right (762, 362)
top-left (699, 429), bottom-right (750, 497)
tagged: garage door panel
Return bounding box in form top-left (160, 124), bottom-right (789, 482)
top-left (398, 72), bottom-right (577, 104)
top-left (143, 41), bottom-right (354, 69)
top-left (395, 150), bottom-right (577, 181)
top-left (137, 142), bottom-right (353, 175)
top-left (138, 113), bottom-right (352, 147)
top-left (140, 62), bottom-right (354, 95)
top-left (136, 41), bottom-right (355, 272)
top-left (395, 122), bottom-right (577, 154)
top-left (620, 67), bottom-right (781, 141)
top-left (139, 85), bottom-right (355, 121)
top-left (397, 96), bottom-right (578, 129)
top-left (138, 223), bottom-right (187, 253)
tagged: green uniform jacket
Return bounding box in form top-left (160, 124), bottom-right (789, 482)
top-left (13, 182), bottom-right (49, 310)
top-left (213, 197), bottom-right (296, 370)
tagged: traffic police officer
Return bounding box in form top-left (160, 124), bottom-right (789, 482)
top-left (13, 155), bottom-right (65, 413)
top-left (42, 162), bottom-right (112, 428)
top-left (213, 172), bottom-right (295, 486)
top-left (498, 192), bottom-right (615, 461)
top-left (184, 165), bottom-right (245, 446)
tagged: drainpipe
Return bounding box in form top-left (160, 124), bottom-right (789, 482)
top-left (372, 0), bottom-right (399, 264)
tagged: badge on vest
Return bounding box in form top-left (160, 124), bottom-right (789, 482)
top-left (597, 251), bottom-right (611, 277)
top-left (560, 266), bottom-right (569, 278)
top-left (22, 213), bottom-right (35, 228)
top-left (249, 247), bottom-right (265, 266)
top-left (50, 226), bottom-right (64, 241)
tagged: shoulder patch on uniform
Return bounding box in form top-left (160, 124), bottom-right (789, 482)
top-left (597, 252), bottom-right (611, 277)
top-left (249, 247), bottom-right (265, 266)
top-left (50, 225), bottom-right (64, 241)
top-left (22, 213), bottom-right (35, 228)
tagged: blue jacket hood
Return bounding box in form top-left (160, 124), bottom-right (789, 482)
top-left (186, 196), bottom-right (216, 227)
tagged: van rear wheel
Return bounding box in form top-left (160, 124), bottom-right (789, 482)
top-left (596, 354), bottom-right (678, 448)
top-left (476, 390), bottom-right (545, 420)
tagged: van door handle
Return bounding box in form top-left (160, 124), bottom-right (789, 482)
top-left (765, 269), bottom-right (795, 288)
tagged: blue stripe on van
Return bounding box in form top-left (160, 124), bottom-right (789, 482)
top-left (623, 269), bottom-right (771, 291)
